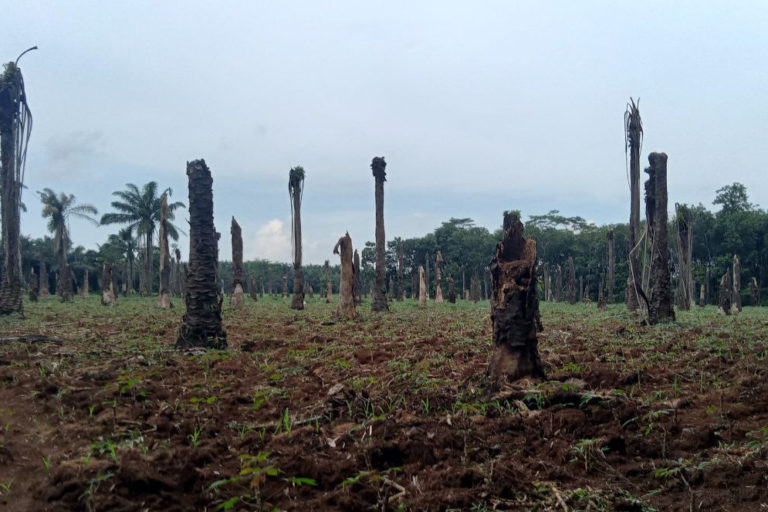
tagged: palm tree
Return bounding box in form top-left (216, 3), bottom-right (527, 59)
top-left (100, 182), bottom-right (184, 295)
top-left (0, 48), bottom-right (36, 315)
top-left (289, 166), bottom-right (305, 310)
top-left (38, 188), bottom-right (98, 301)
top-left (371, 156), bottom-right (388, 312)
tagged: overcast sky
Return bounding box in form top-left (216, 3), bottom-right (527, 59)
top-left (4, 1), bottom-right (768, 264)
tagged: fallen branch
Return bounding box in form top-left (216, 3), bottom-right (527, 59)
top-left (0, 335), bottom-right (64, 345)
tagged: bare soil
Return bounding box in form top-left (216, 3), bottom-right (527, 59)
top-left (1, 297), bottom-right (767, 511)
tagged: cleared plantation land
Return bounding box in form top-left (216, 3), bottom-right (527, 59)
top-left (0, 298), bottom-right (767, 511)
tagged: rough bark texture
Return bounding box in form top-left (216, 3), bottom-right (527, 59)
top-left (0, 61), bottom-right (28, 315)
top-left (101, 263), bottom-right (116, 306)
top-left (718, 272), bottom-right (732, 315)
top-left (488, 211), bottom-right (545, 382)
top-left (434, 251), bottom-right (444, 303)
top-left (371, 156), bottom-right (389, 312)
top-left (448, 279), bottom-right (456, 303)
top-left (597, 277), bottom-right (606, 311)
top-left (352, 249), bottom-right (361, 305)
top-left (646, 153), bottom-right (675, 325)
top-left (397, 239), bottom-right (404, 301)
top-left (554, 265), bottom-right (562, 302)
top-left (333, 232), bottom-right (356, 320)
top-left (82, 269), bottom-right (90, 298)
top-left (230, 217), bottom-right (245, 310)
top-left (731, 255), bottom-right (742, 313)
top-left (39, 260), bottom-right (49, 296)
top-left (675, 204), bottom-right (693, 310)
top-left (59, 264), bottom-right (73, 302)
top-left (176, 159), bottom-right (227, 350)
top-left (249, 275), bottom-right (258, 301)
top-left (607, 230), bottom-right (615, 303)
top-left (289, 169), bottom-right (305, 311)
top-left (418, 265), bottom-right (427, 308)
top-left (157, 194), bottom-right (172, 309)
top-left (565, 257), bottom-right (576, 305)
top-left (626, 100), bottom-right (643, 313)
top-left (470, 275), bottom-right (481, 302)
top-left (28, 267), bottom-right (38, 301)
top-left (750, 277), bottom-right (759, 306)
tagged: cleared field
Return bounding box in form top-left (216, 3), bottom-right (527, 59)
top-left (1, 297), bottom-right (767, 511)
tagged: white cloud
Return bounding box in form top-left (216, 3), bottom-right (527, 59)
top-left (245, 219), bottom-right (292, 262)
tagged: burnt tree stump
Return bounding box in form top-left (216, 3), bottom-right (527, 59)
top-left (177, 159), bottom-right (226, 350)
top-left (333, 232), bottom-right (356, 320)
top-left (646, 152), bottom-right (675, 324)
top-left (488, 211), bottom-right (545, 382)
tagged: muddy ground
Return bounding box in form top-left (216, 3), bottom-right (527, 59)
top-left (0, 296), bottom-right (767, 511)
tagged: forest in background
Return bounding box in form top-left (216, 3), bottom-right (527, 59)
top-left (11, 181), bottom-right (766, 306)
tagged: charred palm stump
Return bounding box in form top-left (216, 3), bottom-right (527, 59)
top-left (397, 239), bottom-right (404, 301)
top-left (718, 272), bottom-right (732, 315)
top-left (554, 265), bottom-right (562, 302)
top-left (333, 232), bottom-right (356, 320)
top-left (645, 153), bottom-right (675, 324)
top-left (732, 255), bottom-right (742, 313)
top-left (352, 249), bottom-right (361, 305)
top-left (177, 159), bottom-right (227, 350)
top-left (447, 279), bottom-right (456, 303)
top-left (249, 275), bottom-right (258, 301)
top-left (326, 281), bottom-right (333, 303)
top-left (434, 251), bottom-right (444, 303)
top-left (101, 263), bottom-right (117, 306)
top-left (607, 230), bottom-right (615, 303)
top-left (289, 167), bottom-right (305, 311)
top-left (470, 275), bottom-right (481, 302)
top-left (230, 217), bottom-right (245, 310)
top-left (39, 260), bottom-right (49, 296)
top-left (59, 264), bottom-right (73, 302)
top-left (750, 277), bottom-right (759, 306)
top-left (418, 265), bottom-right (427, 308)
top-left (488, 211), bottom-right (545, 382)
top-left (28, 267), bottom-right (38, 302)
top-left (370, 156), bottom-right (389, 312)
top-left (565, 257), bottom-right (576, 305)
top-left (281, 275), bottom-right (288, 298)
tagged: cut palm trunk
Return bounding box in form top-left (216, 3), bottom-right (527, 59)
top-left (731, 255), bottom-right (742, 313)
top-left (607, 230), bottom-right (615, 303)
top-left (82, 269), bottom-right (90, 298)
top-left (59, 264), bottom-right (73, 302)
top-left (699, 284), bottom-right (706, 307)
top-left (28, 267), bottom-right (38, 302)
top-left (39, 260), bottom-right (49, 296)
top-left (597, 277), bottom-right (606, 311)
top-left (101, 262), bottom-right (116, 306)
top-left (289, 166), bottom-right (305, 310)
top-left (333, 232), bottom-right (356, 320)
top-left (371, 156), bottom-right (388, 312)
top-left (249, 275), bottom-right (258, 301)
top-left (488, 211), bottom-right (545, 382)
top-left (157, 194), bottom-right (172, 309)
top-left (397, 239), bottom-right (404, 300)
top-left (230, 217), bottom-right (245, 309)
top-left (750, 277), bottom-right (759, 306)
top-left (675, 204), bottom-right (693, 310)
top-left (625, 98), bottom-right (643, 313)
top-left (718, 272), bottom-right (732, 315)
top-left (645, 153), bottom-right (675, 324)
top-left (434, 251), bottom-right (444, 303)
top-left (554, 265), bottom-right (562, 302)
top-left (176, 159), bottom-right (227, 350)
top-left (353, 249), bottom-right (361, 305)
top-left (282, 275), bottom-right (288, 298)
top-left (418, 265), bottom-right (427, 307)
top-left (448, 279), bottom-right (456, 303)
top-left (566, 257), bottom-right (576, 305)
